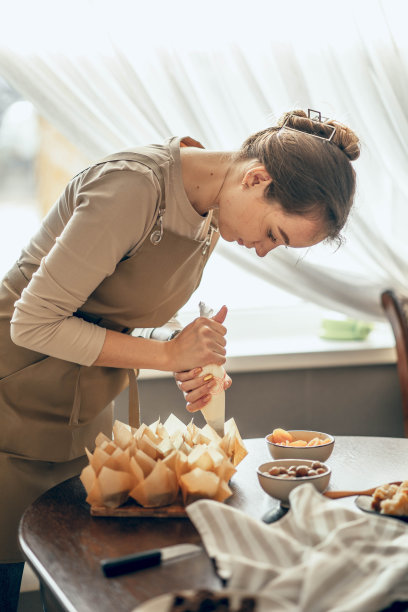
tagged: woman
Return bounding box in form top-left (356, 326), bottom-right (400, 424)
top-left (0, 109), bottom-right (359, 610)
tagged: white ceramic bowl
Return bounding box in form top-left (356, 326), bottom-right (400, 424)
top-left (257, 459), bottom-right (331, 507)
top-left (265, 429), bottom-right (335, 462)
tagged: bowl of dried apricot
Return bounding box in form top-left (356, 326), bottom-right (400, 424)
top-left (266, 428), bottom-right (335, 462)
top-left (257, 459), bottom-right (331, 506)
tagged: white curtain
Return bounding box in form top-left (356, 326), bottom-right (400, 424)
top-left (0, 0), bottom-right (407, 321)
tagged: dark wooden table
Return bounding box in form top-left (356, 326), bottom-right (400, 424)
top-left (19, 437), bottom-right (408, 612)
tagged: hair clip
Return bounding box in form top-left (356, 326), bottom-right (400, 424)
top-left (281, 109), bottom-right (336, 142)
top-left (308, 108), bottom-right (328, 123)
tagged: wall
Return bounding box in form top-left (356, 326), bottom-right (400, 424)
top-left (115, 363), bottom-right (404, 439)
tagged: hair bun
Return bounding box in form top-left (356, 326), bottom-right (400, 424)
top-left (277, 109), bottom-right (360, 161)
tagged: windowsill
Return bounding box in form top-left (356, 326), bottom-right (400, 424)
top-left (139, 305), bottom-right (397, 379)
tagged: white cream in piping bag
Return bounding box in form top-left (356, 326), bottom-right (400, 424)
top-left (199, 302), bottom-right (225, 437)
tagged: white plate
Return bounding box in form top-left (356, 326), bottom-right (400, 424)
top-left (133, 589), bottom-right (285, 611)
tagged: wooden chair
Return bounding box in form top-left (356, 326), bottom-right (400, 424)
top-left (381, 289), bottom-right (408, 437)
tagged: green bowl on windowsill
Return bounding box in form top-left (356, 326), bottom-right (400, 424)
top-left (319, 318), bottom-right (374, 341)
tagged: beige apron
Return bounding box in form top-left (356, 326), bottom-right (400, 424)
top-left (0, 151), bottom-right (218, 561)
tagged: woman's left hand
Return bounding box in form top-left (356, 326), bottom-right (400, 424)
top-left (174, 367), bottom-right (232, 413)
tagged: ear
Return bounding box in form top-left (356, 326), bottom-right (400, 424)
top-left (242, 165), bottom-right (272, 189)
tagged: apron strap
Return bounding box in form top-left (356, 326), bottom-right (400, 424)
top-left (69, 367), bottom-right (140, 429)
top-left (69, 367), bottom-right (82, 427)
top-left (127, 369), bottom-right (140, 429)
top-left (71, 152), bottom-right (165, 204)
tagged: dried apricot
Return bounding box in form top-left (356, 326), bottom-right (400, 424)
top-left (270, 429), bottom-right (332, 448)
top-left (271, 428), bottom-right (294, 444)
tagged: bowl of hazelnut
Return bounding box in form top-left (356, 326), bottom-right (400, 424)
top-left (266, 428), bottom-right (335, 462)
top-left (257, 459), bottom-right (331, 506)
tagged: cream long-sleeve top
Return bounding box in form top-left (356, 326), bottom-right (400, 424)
top-left (10, 137), bottom-right (210, 366)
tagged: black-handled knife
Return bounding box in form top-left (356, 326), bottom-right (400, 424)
top-left (101, 543), bottom-right (202, 577)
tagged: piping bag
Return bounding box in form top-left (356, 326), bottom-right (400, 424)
top-left (199, 301), bottom-right (226, 437)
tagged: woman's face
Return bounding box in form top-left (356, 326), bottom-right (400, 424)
top-left (217, 166), bottom-right (327, 258)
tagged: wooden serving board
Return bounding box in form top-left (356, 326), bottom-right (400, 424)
top-left (90, 497), bottom-right (187, 518)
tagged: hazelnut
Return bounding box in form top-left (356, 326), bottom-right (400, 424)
top-left (295, 466), bottom-right (310, 477)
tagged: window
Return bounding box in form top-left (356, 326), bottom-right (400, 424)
top-left (0, 78), bottom-right (89, 280)
top-left (0, 79), bottom-right (305, 316)
top-left (0, 78), bottom-right (391, 368)
top-left (181, 247), bottom-right (303, 315)
top-left (0, 78), bottom-right (41, 277)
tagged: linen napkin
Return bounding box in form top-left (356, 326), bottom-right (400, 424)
top-left (186, 483), bottom-right (408, 612)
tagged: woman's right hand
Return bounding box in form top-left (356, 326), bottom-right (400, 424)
top-left (165, 305), bottom-right (228, 373)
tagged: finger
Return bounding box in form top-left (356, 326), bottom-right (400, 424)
top-left (177, 372), bottom-right (215, 394)
top-left (223, 374), bottom-right (232, 390)
top-left (186, 394), bottom-right (213, 413)
top-left (211, 305), bottom-right (228, 324)
top-left (204, 352), bottom-right (227, 367)
top-left (209, 334), bottom-right (227, 349)
top-left (197, 318), bottom-right (227, 339)
top-left (174, 367), bottom-right (202, 383)
top-left (184, 377), bottom-right (217, 403)
top-left (201, 325), bottom-right (227, 347)
top-left (208, 341), bottom-right (227, 360)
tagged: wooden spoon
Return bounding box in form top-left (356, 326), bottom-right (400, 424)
top-left (324, 481), bottom-right (402, 499)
